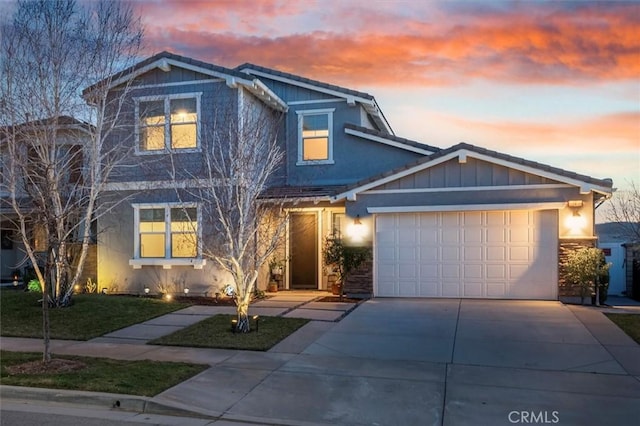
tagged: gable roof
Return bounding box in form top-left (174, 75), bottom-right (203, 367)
top-left (83, 51), bottom-right (287, 111)
top-left (236, 63), bottom-right (394, 135)
top-left (344, 123), bottom-right (440, 155)
top-left (332, 142), bottom-right (614, 201)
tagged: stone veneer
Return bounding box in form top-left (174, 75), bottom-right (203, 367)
top-left (558, 238), bottom-right (597, 297)
top-left (344, 259), bottom-right (373, 296)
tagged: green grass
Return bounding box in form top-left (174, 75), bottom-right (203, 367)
top-left (150, 314), bottom-right (309, 351)
top-left (0, 290), bottom-right (188, 340)
top-left (0, 350), bottom-right (207, 396)
top-left (604, 313), bottom-right (640, 345)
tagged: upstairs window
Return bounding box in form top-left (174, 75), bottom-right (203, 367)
top-left (297, 109), bottom-right (334, 165)
top-left (136, 94), bottom-right (200, 153)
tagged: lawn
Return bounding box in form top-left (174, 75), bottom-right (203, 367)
top-left (150, 314), bottom-right (309, 351)
top-left (0, 290), bottom-right (188, 340)
top-left (604, 313), bottom-right (640, 345)
top-left (0, 350), bottom-right (207, 396)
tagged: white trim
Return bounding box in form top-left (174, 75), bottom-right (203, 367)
top-left (296, 108), bottom-right (335, 166)
top-left (129, 258), bottom-right (206, 270)
top-left (344, 127), bottom-right (436, 155)
top-left (285, 209), bottom-right (323, 290)
top-left (134, 92), bottom-right (202, 155)
top-left (104, 57), bottom-right (287, 111)
top-left (240, 68), bottom-right (375, 106)
top-left (288, 98), bottom-right (346, 106)
top-left (131, 203), bottom-right (203, 267)
top-left (249, 80), bottom-right (289, 112)
top-left (464, 150), bottom-right (613, 195)
top-left (332, 148), bottom-right (612, 201)
top-left (125, 79), bottom-right (223, 90)
top-left (367, 202), bottom-right (567, 214)
top-left (364, 183), bottom-right (574, 195)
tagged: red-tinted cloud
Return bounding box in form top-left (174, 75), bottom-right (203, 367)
top-left (447, 111), bottom-right (640, 153)
top-left (139, 1), bottom-right (640, 87)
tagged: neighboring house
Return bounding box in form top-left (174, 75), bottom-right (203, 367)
top-left (88, 51), bottom-right (613, 300)
top-left (0, 116), bottom-right (97, 285)
top-left (596, 222), bottom-right (640, 298)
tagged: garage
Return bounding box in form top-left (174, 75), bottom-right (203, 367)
top-left (375, 210), bottom-right (558, 299)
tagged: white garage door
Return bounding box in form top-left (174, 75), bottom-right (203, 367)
top-left (375, 210), bottom-right (558, 299)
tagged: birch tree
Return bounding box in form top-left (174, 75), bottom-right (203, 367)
top-left (180, 90), bottom-right (287, 333)
top-left (605, 180), bottom-right (640, 243)
top-left (0, 0), bottom-right (143, 362)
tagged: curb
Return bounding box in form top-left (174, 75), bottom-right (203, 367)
top-left (0, 385), bottom-right (219, 420)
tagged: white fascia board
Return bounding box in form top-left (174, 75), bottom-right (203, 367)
top-left (332, 147), bottom-right (612, 202)
top-left (367, 202), bottom-right (567, 214)
top-left (344, 127), bottom-right (435, 155)
top-left (331, 150), bottom-right (461, 201)
top-left (249, 79), bottom-right (288, 111)
top-left (107, 57), bottom-right (254, 92)
top-left (364, 183), bottom-right (573, 195)
top-left (465, 151), bottom-right (613, 196)
top-left (240, 68), bottom-right (375, 107)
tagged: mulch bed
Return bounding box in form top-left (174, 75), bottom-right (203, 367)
top-left (6, 358), bottom-right (87, 375)
top-left (173, 295), bottom-right (238, 306)
top-left (316, 296), bottom-right (364, 303)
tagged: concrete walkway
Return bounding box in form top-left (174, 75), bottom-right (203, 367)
top-left (2, 298), bottom-right (640, 425)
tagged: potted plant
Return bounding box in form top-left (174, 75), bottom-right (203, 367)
top-left (269, 257), bottom-right (284, 277)
top-left (322, 235), bottom-right (371, 299)
top-left (267, 280), bottom-right (278, 292)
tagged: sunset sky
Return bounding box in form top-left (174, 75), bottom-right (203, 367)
top-left (5, 0), bottom-right (634, 201)
top-left (136, 0), bottom-right (639, 200)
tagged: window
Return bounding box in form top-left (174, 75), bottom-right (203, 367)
top-left (332, 212), bottom-right (345, 239)
top-left (136, 94), bottom-right (200, 153)
top-left (297, 109), bottom-right (334, 165)
top-left (135, 204), bottom-right (199, 260)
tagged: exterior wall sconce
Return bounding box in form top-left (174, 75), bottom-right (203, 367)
top-left (346, 214), bottom-right (367, 242)
top-left (565, 200), bottom-right (587, 236)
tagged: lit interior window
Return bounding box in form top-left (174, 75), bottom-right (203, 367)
top-left (302, 114), bottom-right (329, 161)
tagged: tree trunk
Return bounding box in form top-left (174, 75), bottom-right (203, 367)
top-left (236, 301), bottom-right (250, 333)
top-left (42, 282), bottom-right (51, 363)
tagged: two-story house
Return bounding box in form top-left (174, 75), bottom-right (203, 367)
top-left (91, 51), bottom-right (613, 301)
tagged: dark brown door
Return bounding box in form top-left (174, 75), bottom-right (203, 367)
top-left (289, 213), bottom-right (318, 289)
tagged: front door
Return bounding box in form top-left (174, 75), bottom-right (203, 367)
top-left (289, 212), bottom-right (318, 289)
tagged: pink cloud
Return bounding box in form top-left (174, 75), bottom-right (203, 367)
top-left (139, 1), bottom-right (640, 87)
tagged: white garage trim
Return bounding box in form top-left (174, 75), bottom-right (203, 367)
top-left (368, 202), bottom-right (566, 214)
top-left (374, 210), bottom-right (558, 300)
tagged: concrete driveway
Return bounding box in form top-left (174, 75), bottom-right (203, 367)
top-left (157, 298), bottom-right (640, 425)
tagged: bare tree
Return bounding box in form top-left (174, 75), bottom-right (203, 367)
top-left (605, 180), bottom-right (640, 243)
top-left (0, 0), bottom-right (142, 362)
top-left (178, 89), bottom-right (287, 333)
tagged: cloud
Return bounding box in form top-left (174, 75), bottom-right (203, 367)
top-left (140, 1), bottom-right (640, 87)
top-left (444, 111), bottom-right (640, 154)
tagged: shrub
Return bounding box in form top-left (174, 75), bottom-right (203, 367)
top-left (564, 248), bottom-right (611, 305)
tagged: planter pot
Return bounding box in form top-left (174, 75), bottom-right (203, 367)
top-left (268, 282), bottom-right (278, 292)
top-left (331, 282), bottom-right (342, 296)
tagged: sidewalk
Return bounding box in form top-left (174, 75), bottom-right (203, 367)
top-left (0, 291), bottom-right (362, 425)
top-left (2, 297), bottom-right (639, 425)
